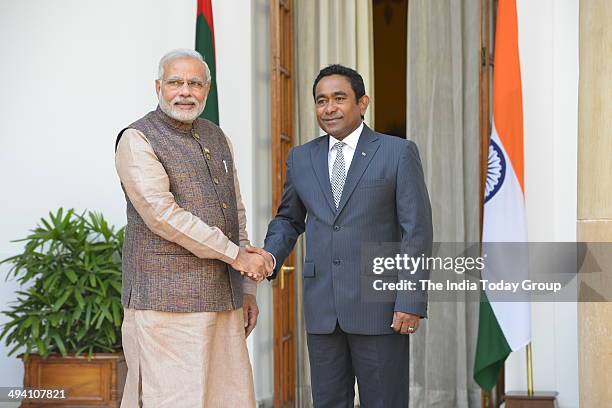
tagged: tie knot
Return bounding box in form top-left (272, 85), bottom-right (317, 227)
top-left (333, 141), bottom-right (345, 151)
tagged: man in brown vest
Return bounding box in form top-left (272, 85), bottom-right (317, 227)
top-left (115, 49), bottom-right (272, 407)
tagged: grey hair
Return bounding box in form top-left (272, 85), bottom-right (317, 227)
top-left (158, 49), bottom-right (211, 84)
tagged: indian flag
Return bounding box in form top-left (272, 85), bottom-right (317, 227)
top-left (473, 0), bottom-right (531, 391)
top-left (196, 0), bottom-right (219, 124)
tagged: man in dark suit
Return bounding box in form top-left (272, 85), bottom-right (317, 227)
top-left (253, 65), bottom-right (433, 407)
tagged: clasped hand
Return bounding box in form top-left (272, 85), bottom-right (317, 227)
top-left (230, 245), bottom-right (274, 282)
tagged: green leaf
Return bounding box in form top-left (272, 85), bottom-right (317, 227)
top-left (64, 269), bottom-right (78, 283)
top-left (101, 304), bottom-right (113, 323)
top-left (42, 273), bottom-right (59, 291)
top-left (35, 339), bottom-right (47, 357)
top-left (95, 311), bottom-right (105, 330)
top-left (76, 326), bottom-right (87, 341)
top-left (98, 277), bottom-right (107, 296)
top-left (48, 313), bottom-right (61, 327)
top-left (111, 302), bottom-right (122, 327)
top-left (22, 316), bottom-right (34, 329)
top-left (51, 334), bottom-right (67, 356)
top-left (8, 343), bottom-right (23, 357)
top-left (74, 290), bottom-right (85, 308)
top-left (71, 307), bottom-right (82, 322)
top-left (109, 280), bottom-right (122, 295)
top-left (99, 269), bottom-right (121, 276)
top-left (32, 319), bottom-right (40, 338)
top-left (90, 243), bottom-right (114, 252)
top-left (40, 218), bottom-right (53, 231)
top-left (74, 345), bottom-right (85, 355)
top-left (84, 287), bottom-right (103, 296)
top-left (29, 290), bottom-right (49, 304)
top-left (85, 303), bottom-right (92, 328)
top-left (52, 289), bottom-right (72, 311)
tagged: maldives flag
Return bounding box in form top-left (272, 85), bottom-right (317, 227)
top-left (196, 0), bottom-right (219, 124)
top-left (473, 0), bottom-right (531, 391)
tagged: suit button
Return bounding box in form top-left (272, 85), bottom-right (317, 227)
top-left (333, 225), bottom-right (340, 231)
top-left (333, 260), bottom-right (341, 265)
top-left (227, 232), bottom-right (233, 239)
top-left (213, 177), bottom-right (220, 184)
top-left (222, 202), bottom-right (228, 209)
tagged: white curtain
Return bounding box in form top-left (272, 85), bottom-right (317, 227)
top-left (406, 1), bottom-right (482, 407)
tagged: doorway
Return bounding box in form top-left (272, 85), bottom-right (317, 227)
top-left (373, 0), bottom-right (408, 138)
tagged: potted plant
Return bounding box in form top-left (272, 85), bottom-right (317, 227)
top-left (0, 208), bottom-right (126, 407)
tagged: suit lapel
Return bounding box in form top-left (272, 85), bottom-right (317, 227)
top-left (310, 136), bottom-right (336, 213)
top-left (334, 125), bottom-right (380, 220)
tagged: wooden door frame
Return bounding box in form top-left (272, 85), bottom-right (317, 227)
top-left (270, 0), bottom-right (297, 406)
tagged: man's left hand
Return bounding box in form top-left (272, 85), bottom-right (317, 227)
top-left (243, 294), bottom-right (259, 338)
top-left (391, 311), bottom-right (420, 334)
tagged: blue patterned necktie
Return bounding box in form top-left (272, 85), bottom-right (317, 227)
top-left (331, 141), bottom-right (347, 209)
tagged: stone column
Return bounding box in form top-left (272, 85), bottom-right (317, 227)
top-left (577, 0), bottom-right (612, 406)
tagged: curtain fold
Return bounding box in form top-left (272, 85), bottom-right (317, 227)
top-left (406, 1), bottom-right (481, 407)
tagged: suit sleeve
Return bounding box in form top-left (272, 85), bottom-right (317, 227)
top-left (394, 141), bottom-right (433, 317)
top-left (264, 148), bottom-right (307, 279)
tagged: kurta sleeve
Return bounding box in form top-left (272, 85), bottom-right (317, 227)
top-left (115, 129), bottom-right (240, 265)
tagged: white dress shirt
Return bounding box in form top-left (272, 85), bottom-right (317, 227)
top-left (328, 122), bottom-right (364, 181)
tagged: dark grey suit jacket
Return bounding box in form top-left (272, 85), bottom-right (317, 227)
top-left (264, 125), bottom-right (433, 335)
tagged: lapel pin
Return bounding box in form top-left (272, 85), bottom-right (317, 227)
top-left (361, 152), bottom-right (366, 156)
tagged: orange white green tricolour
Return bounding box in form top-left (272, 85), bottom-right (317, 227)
top-left (474, 0), bottom-right (530, 391)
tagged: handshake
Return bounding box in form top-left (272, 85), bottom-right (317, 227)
top-left (230, 245), bottom-right (275, 282)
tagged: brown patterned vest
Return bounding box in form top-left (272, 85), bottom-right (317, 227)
top-left (117, 106), bottom-right (243, 312)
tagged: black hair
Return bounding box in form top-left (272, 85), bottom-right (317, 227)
top-left (312, 64), bottom-right (366, 102)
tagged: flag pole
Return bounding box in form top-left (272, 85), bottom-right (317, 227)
top-left (526, 343), bottom-right (534, 395)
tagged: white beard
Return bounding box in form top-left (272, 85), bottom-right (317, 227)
top-left (158, 90), bottom-right (207, 123)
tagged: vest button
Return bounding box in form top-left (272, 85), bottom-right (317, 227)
top-left (203, 147), bottom-right (210, 153)
top-left (213, 177), bottom-right (220, 184)
top-left (205, 153), bottom-right (211, 160)
top-left (222, 202), bottom-right (228, 209)
top-left (227, 232), bottom-right (233, 239)
top-left (193, 133), bottom-right (200, 140)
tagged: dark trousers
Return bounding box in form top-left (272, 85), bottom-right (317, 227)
top-left (307, 324), bottom-right (410, 408)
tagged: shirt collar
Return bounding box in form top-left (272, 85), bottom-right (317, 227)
top-left (328, 122), bottom-right (364, 152)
